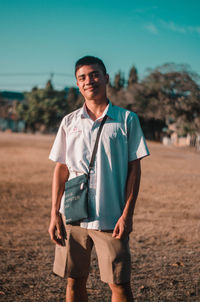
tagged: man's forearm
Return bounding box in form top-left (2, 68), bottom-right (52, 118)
top-left (112, 159), bottom-right (141, 238)
top-left (122, 159), bottom-right (141, 220)
top-left (49, 163), bottom-right (69, 245)
top-left (51, 163), bottom-right (69, 215)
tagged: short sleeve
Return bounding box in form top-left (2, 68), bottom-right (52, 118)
top-left (49, 118), bottom-right (67, 164)
top-left (127, 112), bottom-right (150, 161)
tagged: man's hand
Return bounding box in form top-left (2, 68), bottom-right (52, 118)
top-left (48, 213), bottom-right (65, 246)
top-left (112, 216), bottom-right (133, 239)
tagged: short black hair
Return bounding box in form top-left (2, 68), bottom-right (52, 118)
top-left (75, 56), bottom-right (107, 76)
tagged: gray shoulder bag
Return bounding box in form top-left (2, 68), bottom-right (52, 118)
top-left (64, 115), bottom-right (108, 224)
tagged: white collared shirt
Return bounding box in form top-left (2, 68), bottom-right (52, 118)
top-left (49, 101), bottom-right (149, 230)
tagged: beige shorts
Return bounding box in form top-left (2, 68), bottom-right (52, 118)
top-left (53, 217), bottom-right (131, 284)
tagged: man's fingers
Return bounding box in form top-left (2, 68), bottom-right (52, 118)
top-left (49, 226), bottom-right (64, 246)
top-left (112, 224), bottom-right (119, 238)
top-left (117, 227), bottom-right (124, 239)
top-left (56, 222), bottom-right (62, 239)
top-left (48, 226), bottom-right (56, 242)
top-left (52, 235), bottom-right (63, 246)
top-left (112, 220), bottom-right (125, 239)
top-left (112, 227), bottom-right (117, 237)
top-left (48, 225), bottom-right (54, 239)
top-left (48, 218), bottom-right (65, 246)
top-left (114, 227), bottom-right (123, 239)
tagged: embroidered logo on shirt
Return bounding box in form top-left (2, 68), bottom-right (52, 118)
top-left (70, 127), bottom-right (82, 134)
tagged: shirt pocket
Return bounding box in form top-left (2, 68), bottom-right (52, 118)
top-left (102, 123), bottom-right (127, 152)
top-left (104, 122), bottom-right (125, 140)
top-left (67, 130), bottom-right (84, 153)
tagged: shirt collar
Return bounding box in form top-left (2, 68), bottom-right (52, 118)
top-left (80, 100), bottom-right (116, 120)
top-left (80, 103), bottom-right (90, 119)
top-left (106, 100), bottom-right (116, 120)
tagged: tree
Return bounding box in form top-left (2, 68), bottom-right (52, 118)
top-left (15, 63), bottom-right (200, 142)
top-left (67, 87), bottom-right (82, 112)
top-left (113, 71), bottom-right (125, 91)
top-left (17, 80), bottom-right (68, 132)
top-left (45, 80), bottom-right (54, 91)
top-left (149, 67), bottom-right (199, 135)
top-left (128, 66), bottom-right (138, 88)
top-left (135, 63), bottom-right (200, 138)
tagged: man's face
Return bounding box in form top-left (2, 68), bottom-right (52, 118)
top-left (76, 64), bottom-right (109, 101)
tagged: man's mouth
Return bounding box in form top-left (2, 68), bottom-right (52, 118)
top-left (85, 85), bottom-right (97, 91)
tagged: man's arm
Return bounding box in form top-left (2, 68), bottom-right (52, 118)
top-left (112, 159), bottom-right (141, 239)
top-left (48, 162), bottom-right (69, 246)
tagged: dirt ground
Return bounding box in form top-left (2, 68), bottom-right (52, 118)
top-left (0, 132), bottom-right (200, 302)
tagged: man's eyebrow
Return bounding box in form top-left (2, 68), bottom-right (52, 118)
top-left (91, 70), bottom-right (100, 74)
top-left (77, 73), bottom-right (85, 78)
top-left (77, 70), bottom-right (100, 79)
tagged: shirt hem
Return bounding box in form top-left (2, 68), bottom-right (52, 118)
top-left (128, 152), bottom-right (150, 162)
top-left (49, 155), bottom-right (66, 164)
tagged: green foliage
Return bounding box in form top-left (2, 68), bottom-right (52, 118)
top-left (128, 66), bottom-right (138, 88)
top-left (16, 64), bottom-right (200, 140)
top-left (113, 71), bottom-right (125, 91)
top-left (109, 63), bottom-right (200, 140)
top-left (16, 81), bottom-right (79, 133)
top-left (140, 66), bottom-right (200, 135)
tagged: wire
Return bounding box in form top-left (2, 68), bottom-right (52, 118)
top-left (0, 72), bottom-right (73, 77)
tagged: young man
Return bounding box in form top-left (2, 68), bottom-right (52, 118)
top-left (48, 56), bottom-right (149, 302)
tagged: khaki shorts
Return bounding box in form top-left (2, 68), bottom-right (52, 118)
top-left (53, 217), bottom-right (131, 284)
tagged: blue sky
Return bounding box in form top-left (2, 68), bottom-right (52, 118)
top-left (0, 0), bottom-right (200, 91)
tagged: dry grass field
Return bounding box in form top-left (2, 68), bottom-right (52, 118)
top-left (0, 132), bottom-right (200, 302)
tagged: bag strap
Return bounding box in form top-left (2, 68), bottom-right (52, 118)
top-left (88, 114), bottom-right (108, 173)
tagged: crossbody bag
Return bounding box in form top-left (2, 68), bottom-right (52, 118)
top-left (64, 115), bottom-right (108, 224)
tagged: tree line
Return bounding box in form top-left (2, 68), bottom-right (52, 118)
top-left (16, 63), bottom-right (200, 142)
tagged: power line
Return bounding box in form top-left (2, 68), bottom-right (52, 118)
top-left (0, 72), bottom-right (74, 77)
top-left (0, 71), bottom-right (75, 90)
top-left (0, 83), bottom-right (46, 87)
top-left (55, 73), bottom-right (74, 77)
top-left (0, 72), bottom-right (49, 76)
top-left (0, 82), bottom-right (74, 88)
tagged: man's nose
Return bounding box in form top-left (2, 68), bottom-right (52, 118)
top-left (85, 75), bottom-right (94, 85)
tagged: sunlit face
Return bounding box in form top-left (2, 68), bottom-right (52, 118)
top-left (76, 64), bottom-right (109, 101)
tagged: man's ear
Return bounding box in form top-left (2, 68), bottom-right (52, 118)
top-left (105, 73), bottom-right (109, 84)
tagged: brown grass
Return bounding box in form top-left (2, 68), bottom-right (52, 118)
top-left (0, 132), bottom-right (200, 301)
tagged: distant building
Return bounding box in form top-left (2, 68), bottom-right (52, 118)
top-left (0, 91), bottom-right (25, 132)
top-left (162, 123), bottom-right (200, 151)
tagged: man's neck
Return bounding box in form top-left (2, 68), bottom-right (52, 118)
top-left (85, 98), bottom-right (109, 121)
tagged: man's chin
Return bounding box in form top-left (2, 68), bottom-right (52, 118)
top-left (85, 91), bottom-right (98, 99)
